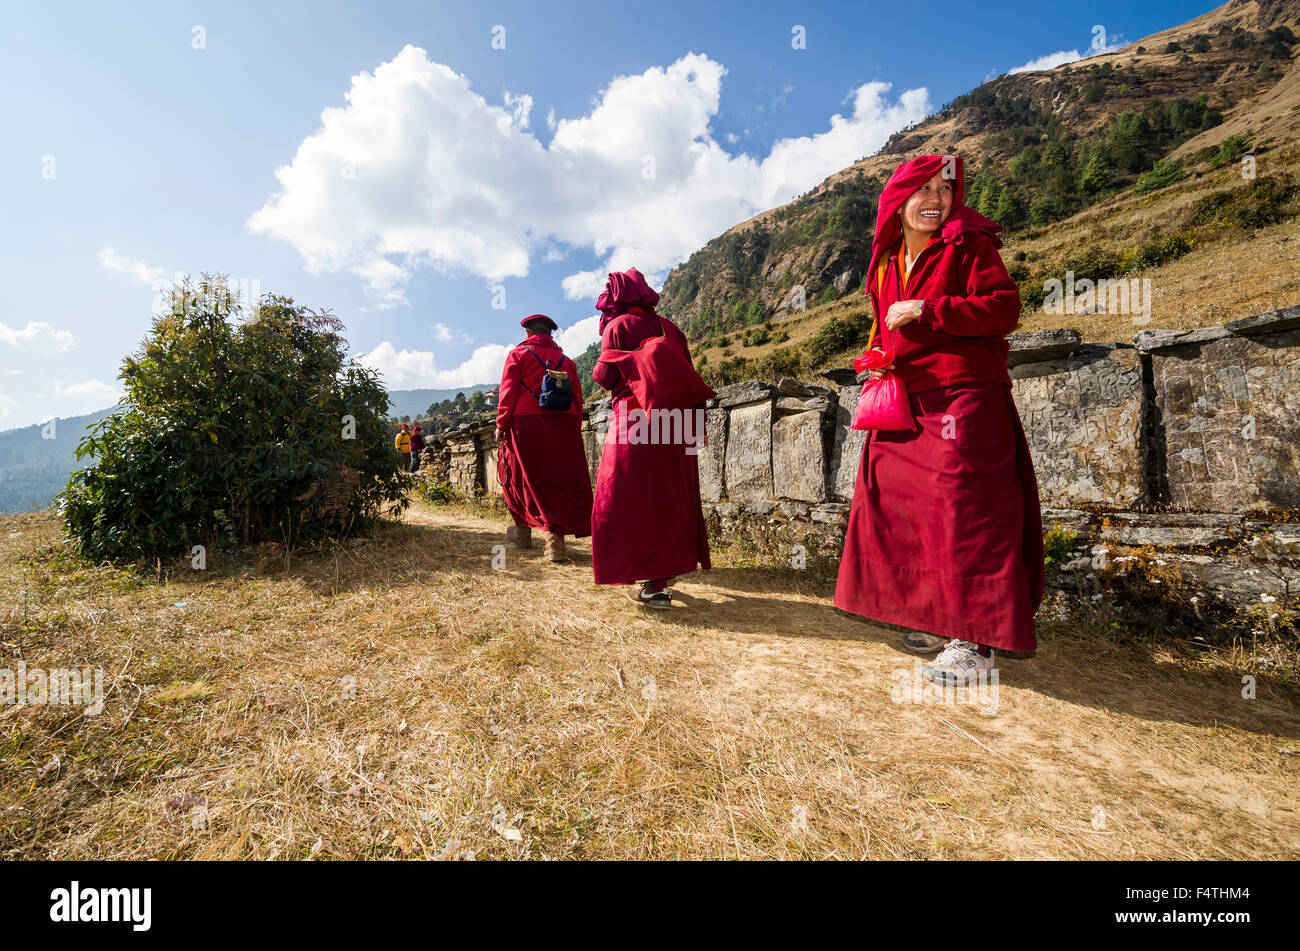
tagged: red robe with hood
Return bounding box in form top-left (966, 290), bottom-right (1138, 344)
top-left (590, 269), bottom-right (712, 585)
top-left (496, 333), bottom-right (594, 536)
top-left (834, 155), bottom-right (1044, 651)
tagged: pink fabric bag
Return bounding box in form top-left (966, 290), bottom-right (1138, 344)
top-left (850, 315), bottom-right (916, 432)
top-left (852, 373), bottom-right (915, 431)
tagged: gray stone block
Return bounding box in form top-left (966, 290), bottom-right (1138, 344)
top-left (1133, 326), bottom-right (1231, 352)
top-left (776, 395), bottom-right (833, 415)
top-left (830, 384), bottom-right (866, 502)
top-left (1010, 344), bottom-right (1145, 508)
top-left (1097, 513), bottom-right (1244, 549)
top-left (715, 380), bottom-right (776, 408)
top-left (723, 399), bottom-right (773, 501)
top-left (772, 410), bottom-right (828, 503)
top-left (1006, 328), bottom-right (1082, 368)
top-left (697, 407), bottom-right (727, 501)
top-left (811, 503), bottom-right (850, 525)
top-left (1150, 328), bottom-right (1300, 512)
top-left (1224, 305), bottom-right (1300, 336)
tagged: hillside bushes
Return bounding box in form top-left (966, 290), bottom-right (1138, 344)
top-left (62, 276), bottom-right (407, 562)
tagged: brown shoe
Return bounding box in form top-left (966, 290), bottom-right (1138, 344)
top-left (543, 533), bottom-right (567, 562)
top-left (507, 525), bottom-right (532, 549)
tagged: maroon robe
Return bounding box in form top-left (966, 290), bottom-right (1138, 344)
top-left (591, 305), bottom-right (711, 585)
top-left (496, 334), bottom-right (593, 536)
top-left (834, 155), bottom-right (1043, 651)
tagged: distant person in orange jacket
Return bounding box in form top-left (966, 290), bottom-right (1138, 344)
top-left (496, 315), bottom-right (593, 562)
top-left (394, 423), bottom-right (411, 455)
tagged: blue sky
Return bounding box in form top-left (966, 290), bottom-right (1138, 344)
top-left (0, 0), bottom-right (1217, 429)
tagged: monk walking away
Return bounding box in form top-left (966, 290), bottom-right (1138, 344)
top-left (834, 154), bottom-right (1044, 684)
top-left (590, 268), bottom-right (715, 609)
top-left (496, 314), bottom-right (593, 562)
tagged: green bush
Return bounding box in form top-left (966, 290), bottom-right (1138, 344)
top-left (1134, 158), bottom-right (1184, 194)
top-left (818, 284), bottom-right (842, 305)
top-left (1209, 134), bottom-right (1250, 169)
top-left (1132, 230), bottom-right (1194, 270)
top-left (414, 478), bottom-right (456, 505)
top-left (62, 276), bottom-right (408, 562)
top-left (1188, 176), bottom-right (1296, 230)
top-left (1043, 524), bottom-right (1079, 569)
top-left (804, 314), bottom-right (869, 367)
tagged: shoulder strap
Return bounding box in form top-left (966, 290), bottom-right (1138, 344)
top-left (868, 261), bottom-right (888, 351)
top-left (521, 344), bottom-right (556, 370)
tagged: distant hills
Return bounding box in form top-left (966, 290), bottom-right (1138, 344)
top-left (0, 385), bottom-right (493, 513)
top-left (385, 384), bottom-right (493, 421)
top-left (0, 408), bottom-right (116, 515)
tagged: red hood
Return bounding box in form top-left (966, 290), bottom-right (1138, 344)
top-left (867, 154), bottom-right (1003, 292)
top-left (596, 267), bottom-right (660, 332)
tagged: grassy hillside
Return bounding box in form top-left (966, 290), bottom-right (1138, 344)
top-left (653, 0), bottom-right (1300, 385)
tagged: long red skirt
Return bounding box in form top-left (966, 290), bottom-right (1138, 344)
top-left (834, 382), bottom-right (1043, 651)
top-left (498, 413), bottom-right (593, 537)
top-left (591, 398), bottom-right (711, 585)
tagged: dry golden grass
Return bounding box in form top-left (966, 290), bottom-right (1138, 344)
top-left (2, 504), bottom-right (1297, 860)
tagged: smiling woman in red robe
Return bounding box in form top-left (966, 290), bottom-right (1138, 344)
top-left (590, 268), bottom-right (714, 609)
top-left (834, 154), bottom-right (1044, 685)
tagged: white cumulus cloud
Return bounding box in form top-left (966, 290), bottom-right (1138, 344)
top-left (51, 378), bottom-right (122, 409)
top-left (360, 313), bottom-right (600, 389)
top-left (0, 321), bottom-right (75, 352)
top-left (249, 46), bottom-right (931, 307)
top-left (1009, 31), bottom-right (1125, 74)
top-left (98, 247), bottom-right (166, 285)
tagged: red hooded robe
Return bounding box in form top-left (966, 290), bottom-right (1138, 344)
top-left (833, 155), bottom-right (1044, 651)
top-left (590, 269), bottom-right (713, 585)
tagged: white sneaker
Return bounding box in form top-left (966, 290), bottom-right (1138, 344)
top-left (922, 640), bottom-right (996, 686)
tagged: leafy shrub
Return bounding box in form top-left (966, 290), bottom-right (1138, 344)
top-left (804, 314), bottom-right (869, 367)
top-left (818, 284), bottom-right (842, 305)
top-left (414, 478), bottom-right (456, 505)
top-left (62, 276), bottom-right (407, 562)
top-left (1133, 159), bottom-right (1184, 194)
top-left (1132, 230), bottom-right (1195, 270)
top-left (1209, 134), bottom-right (1250, 169)
top-left (1043, 524), bottom-right (1079, 569)
top-left (1188, 176), bottom-right (1296, 230)
top-left (1061, 245), bottom-right (1122, 281)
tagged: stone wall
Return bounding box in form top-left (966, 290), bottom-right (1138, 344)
top-left (424, 307), bottom-right (1300, 605)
